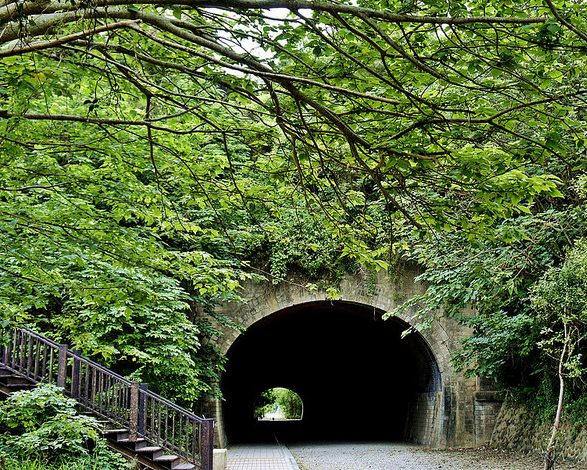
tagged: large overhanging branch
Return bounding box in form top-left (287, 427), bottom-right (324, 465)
top-left (0, 7), bottom-right (386, 156)
top-left (0, 20), bottom-right (141, 55)
top-left (0, 109), bottom-right (221, 135)
top-left (1, 8), bottom-right (399, 106)
top-left (0, 0), bottom-right (547, 29)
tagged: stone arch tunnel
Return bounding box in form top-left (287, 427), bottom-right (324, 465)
top-left (206, 268), bottom-right (503, 449)
top-left (221, 300), bottom-right (441, 443)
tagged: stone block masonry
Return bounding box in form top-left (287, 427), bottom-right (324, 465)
top-left (206, 267), bottom-right (503, 449)
top-left (474, 391), bottom-right (502, 446)
top-left (491, 401), bottom-right (587, 463)
top-left (405, 391), bottom-right (444, 445)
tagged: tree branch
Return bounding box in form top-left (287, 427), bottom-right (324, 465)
top-left (0, 20), bottom-right (141, 57)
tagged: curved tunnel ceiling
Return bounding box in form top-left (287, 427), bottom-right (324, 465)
top-left (221, 301), bottom-right (441, 443)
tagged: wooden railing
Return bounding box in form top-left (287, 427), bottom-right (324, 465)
top-left (0, 326), bottom-right (213, 469)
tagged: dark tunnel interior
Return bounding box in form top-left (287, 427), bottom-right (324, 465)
top-left (221, 301), bottom-right (441, 444)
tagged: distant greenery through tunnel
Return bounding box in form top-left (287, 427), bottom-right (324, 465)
top-left (254, 388), bottom-right (303, 421)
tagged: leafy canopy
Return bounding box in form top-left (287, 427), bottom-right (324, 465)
top-left (2, 0), bottom-right (587, 406)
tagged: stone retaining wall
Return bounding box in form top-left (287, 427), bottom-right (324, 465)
top-left (490, 401), bottom-right (587, 462)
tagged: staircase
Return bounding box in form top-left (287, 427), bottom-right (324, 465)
top-left (0, 326), bottom-right (213, 470)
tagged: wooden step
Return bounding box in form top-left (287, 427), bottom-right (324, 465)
top-left (104, 428), bottom-right (131, 441)
top-left (1, 383), bottom-right (36, 391)
top-left (0, 376), bottom-right (34, 385)
top-left (117, 437), bottom-right (147, 446)
top-left (153, 453), bottom-right (180, 463)
top-left (171, 464), bottom-right (195, 470)
top-left (136, 446), bottom-right (163, 454)
top-left (2, 382), bottom-right (36, 388)
top-left (104, 428), bottom-right (129, 434)
top-left (107, 430), bottom-right (147, 443)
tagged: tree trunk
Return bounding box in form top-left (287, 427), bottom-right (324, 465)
top-left (543, 324), bottom-right (569, 470)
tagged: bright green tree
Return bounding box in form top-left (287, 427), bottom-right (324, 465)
top-left (531, 240), bottom-right (587, 470)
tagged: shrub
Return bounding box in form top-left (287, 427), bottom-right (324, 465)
top-left (0, 384), bottom-right (129, 468)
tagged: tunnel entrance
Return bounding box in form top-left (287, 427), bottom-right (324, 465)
top-left (221, 301), bottom-right (441, 444)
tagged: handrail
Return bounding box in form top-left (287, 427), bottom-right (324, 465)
top-left (0, 326), bottom-right (213, 469)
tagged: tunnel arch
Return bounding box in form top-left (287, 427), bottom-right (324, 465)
top-left (206, 268), bottom-right (486, 449)
top-left (220, 300), bottom-right (443, 443)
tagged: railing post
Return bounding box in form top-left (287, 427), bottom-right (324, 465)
top-left (57, 344), bottom-right (68, 388)
top-left (15, 329), bottom-right (24, 372)
top-left (129, 382), bottom-right (140, 442)
top-left (200, 418), bottom-right (214, 470)
top-left (2, 328), bottom-right (13, 366)
top-left (71, 349), bottom-right (81, 398)
top-left (138, 383), bottom-right (148, 435)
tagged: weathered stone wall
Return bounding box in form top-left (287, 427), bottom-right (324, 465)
top-left (405, 391), bottom-right (444, 445)
top-left (491, 401), bottom-right (587, 462)
top-left (207, 267), bottom-right (502, 449)
top-left (474, 391), bottom-right (502, 446)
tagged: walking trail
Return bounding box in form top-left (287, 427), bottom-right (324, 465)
top-left (227, 441), bottom-right (586, 469)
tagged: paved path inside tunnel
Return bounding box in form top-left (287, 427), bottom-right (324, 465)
top-left (227, 442), bottom-right (300, 469)
top-left (227, 441), bottom-right (585, 469)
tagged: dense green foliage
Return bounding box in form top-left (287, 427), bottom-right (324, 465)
top-left (388, 191), bottom-right (587, 424)
top-left (388, 171), bottom-right (586, 408)
top-left (0, 384), bottom-right (129, 469)
top-left (1, 0), bottom-right (587, 422)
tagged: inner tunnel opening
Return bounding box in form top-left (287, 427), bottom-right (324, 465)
top-left (221, 301), bottom-right (441, 444)
top-left (254, 387), bottom-right (304, 421)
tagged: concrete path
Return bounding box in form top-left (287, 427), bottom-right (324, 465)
top-left (227, 443), bottom-right (300, 470)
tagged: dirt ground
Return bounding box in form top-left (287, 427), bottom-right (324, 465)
top-left (287, 442), bottom-right (587, 469)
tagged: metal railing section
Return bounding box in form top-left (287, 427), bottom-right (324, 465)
top-left (0, 326), bottom-right (213, 469)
